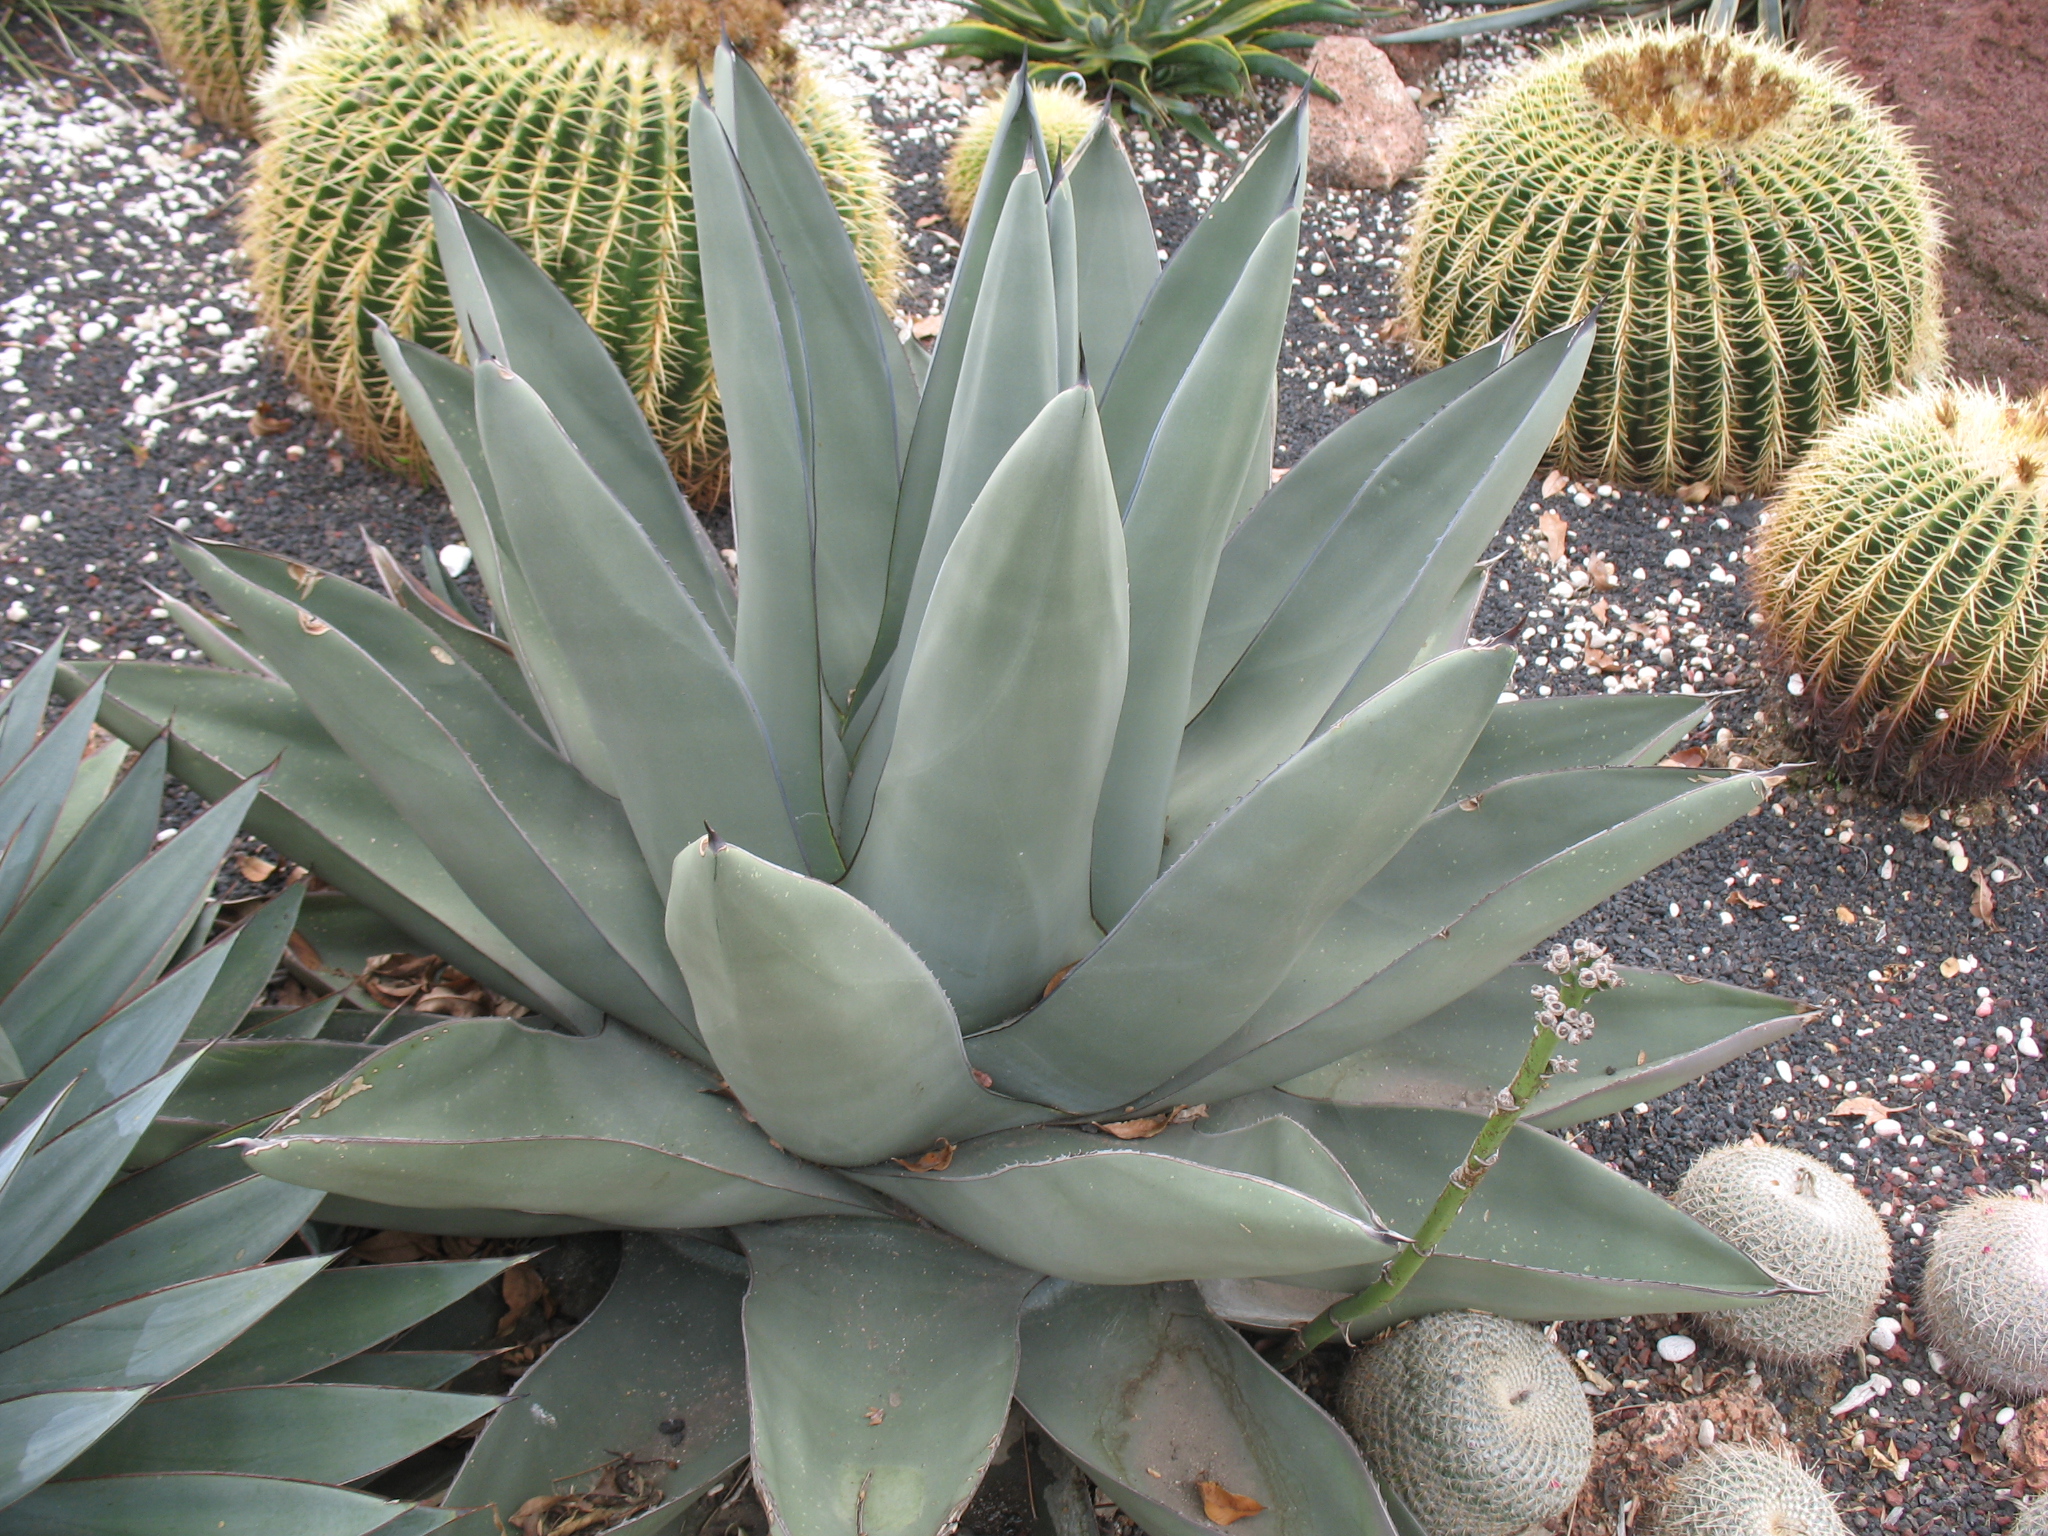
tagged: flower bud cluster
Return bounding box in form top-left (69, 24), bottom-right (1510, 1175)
top-left (1533, 940), bottom-right (1618, 1043)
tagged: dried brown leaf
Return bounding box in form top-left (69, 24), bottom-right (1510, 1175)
top-left (1900, 810), bottom-right (1931, 833)
top-left (909, 313), bottom-right (943, 340)
top-left (1658, 747), bottom-right (1708, 769)
top-left (1537, 508), bottom-right (1569, 565)
top-left (235, 853), bottom-right (278, 883)
top-left (1678, 480), bottom-right (1712, 504)
top-left (1197, 1481), bottom-right (1265, 1526)
top-left (1829, 1096), bottom-right (1895, 1124)
top-left (1836, 906), bottom-right (1858, 925)
top-left (1540, 468), bottom-right (1569, 499)
top-left (497, 1263), bottom-right (550, 1337)
top-left (1585, 552), bottom-right (1619, 591)
top-left (894, 1139), bottom-right (955, 1172)
top-left (1970, 868), bottom-right (2000, 930)
top-left (249, 401), bottom-right (295, 436)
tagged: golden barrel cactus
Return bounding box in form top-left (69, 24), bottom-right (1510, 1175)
top-left (1399, 28), bottom-right (1943, 495)
top-left (143, 0), bottom-right (316, 135)
top-left (943, 82), bottom-right (1097, 227)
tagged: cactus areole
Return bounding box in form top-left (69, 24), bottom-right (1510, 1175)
top-left (68, 60), bottom-right (1818, 1536)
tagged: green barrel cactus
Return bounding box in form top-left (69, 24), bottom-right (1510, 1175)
top-left (1754, 381), bottom-right (2048, 793)
top-left (245, 0), bottom-right (898, 503)
top-left (67, 64), bottom-right (1808, 1536)
top-left (1673, 1143), bottom-right (1890, 1363)
top-left (1338, 1312), bottom-right (1593, 1535)
top-left (1920, 1193), bottom-right (2048, 1398)
top-left (143, 0), bottom-right (316, 135)
top-left (1399, 27), bottom-right (1943, 495)
top-left (1655, 1445), bottom-right (1845, 1536)
top-left (944, 82), bottom-right (1098, 227)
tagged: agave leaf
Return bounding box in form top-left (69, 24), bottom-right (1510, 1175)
top-left (424, 187), bottom-right (734, 646)
top-left (176, 1259), bottom-right (520, 1392)
top-left (1188, 338), bottom-right (1510, 715)
top-left (971, 648), bottom-right (1512, 1112)
top-left (0, 675), bottom-right (107, 929)
top-left (153, 1040), bottom-right (377, 1145)
top-left (0, 1255), bottom-right (327, 1397)
top-left (171, 540), bottom-right (692, 1046)
top-left (473, 360), bottom-right (804, 881)
top-left (1, 736), bottom-right (161, 975)
top-left (851, 1117), bottom-right (1395, 1284)
top-left (842, 163), bottom-right (1065, 846)
top-left (0, 1389), bottom-right (148, 1508)
top-left (1169, 320), bottom-right (1595, 844)
top-left (240, 1018), bottom-right (882, 1227)
top-left (26, 1133), bottom-right (256, 1282)
top-left (0, 1472), bottom-right (419, 1536)
top-left (1211, 1101), bottom-right (1782, 1330)
top-left (28, 732), bottom-right (127, 890)
top-left (181, 886), bottom-right (307, 1041)
top-left (364, 539), bottom-right (546, 737)
top-left (1280, 965), bottom-right (1811, 1129)
top-left (156, 592), bottom-right (276, 678)
top-left (846, 388), bottom-right (1126, 1030)
top-left (1412, 561), bottom-right (1492, 667)
top-left (1166, 768), bottom-right (1772, 1100)
top-left (1370, 0), bottom-right (1589, 42)
top-left (1090, 209), bottom-right (1300, 926)
top-left (308, 1353), bottom-right (486, 1390)
top-left (1016, 1281), bottom-right (1398, 1536)
top-left (0, 1173), bottom-right (319, 1353)
top-left (1096, 92), bottom-right (1305, 498)
top-left (0, 642), bottom-right (63, 780)
top-left (1046, 174), bottom-right (1080, 388)
top-left (665, 837), bottom-right (1045, 1166)
top-left (309, 1195), bottom-right (605, 1238)
top-left (739, 1218), bottom-right (1040, 1536)
top-left (1065, 115), bottom-right (1159, 383)
top-left (70, 663), bottom-right (593, 1029)
top-left (1438, 693), bottom-right (1708, 809)
top-left (448, 1234), bottom-right (750, 1523)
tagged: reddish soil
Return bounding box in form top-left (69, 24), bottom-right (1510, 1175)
top-left (1800, 0), bottom-right (2047, 395)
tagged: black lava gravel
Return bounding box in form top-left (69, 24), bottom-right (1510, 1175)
top-left (2, 8), bottom-right (2040, 1533)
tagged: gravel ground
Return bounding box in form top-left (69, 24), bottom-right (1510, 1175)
top-left (1, 6), bottom-right (2041, 1533)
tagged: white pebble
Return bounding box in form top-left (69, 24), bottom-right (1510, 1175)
top-left (439, 542), bottom-right (474, 579)
top-left (1663, 547), bottom-right (1692, 569)
top-left (1656, 1335), bottom-right (1696, 1363)
top-left (1829, 1375), bottom-right (1891, 1416)
top-left (1869, 1318), bottom-right (1900, 1351)
top-left (17, 515), bottom-right (38, 533)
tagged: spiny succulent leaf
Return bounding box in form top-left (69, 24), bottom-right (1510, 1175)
top-left (0, 641), bottom-right (64, 779)
top-left (58, 1384), bottom-right (499, 1481)
top-left (172, 540), bottom-right (692, 1044)
top-left (1413, 561), bottom-right (1493, 667)
top-left (1066, 117), bottom-right (1159, 381)
top-left (0, 674), bottom-right (109, 926)
top-left (972, 647), bottom-right (1512, 1112)
top-left (425, 186), bottom-right (736, 644)
top-left (0, 1471), bottom-right (420, 1536)
top-left (1438, 693), bottom-right (1708, 808)
top-left (152, 1040), bottom-right (378, 1147)
top-left (448, 1234), bottom-right (749, 1522)
top-left (1046, 176), bottom-right (1081, 388)
top-left (473, 360), bottom-right (803, 881)
top-left (1170, 320), bottom-right (1594, 847)
top-left (1170, 768), bottom-right (1771, 1099)
top-left (1016, 1281), bottom-right (1401, 1536)
top-left (0, 1389), bottom-right (148, 1508)
top-left (851, 1118), bottom-right (1395, 1284)
top-left (665, 837), bottom-right (1046, 1166)
top-left (739, 1218), bottom-right (1040, 1536)
top-left (309, 1353), bottom-right (486, 1390)
top-left (1189, 338), bottom-right (1510, 715)
top-left (845, 388), bottom-right (1126, 1030)
top-left (240, 1018), bottom-right (883, 1227)
top-left (27, 733), bottom-right (129, 890)
top-left (364, 539), bottom-right (547, 739)
top-left (181, 885), bottom-right (308, 1041)
top-left (1091, 209), bottom-right (1301, 926)
top-left (1283, 964), bottom-right (1810, 1130)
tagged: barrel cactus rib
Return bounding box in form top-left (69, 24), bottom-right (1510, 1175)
top-left (1400, 28), bottom-right (1941, 494)
top-left (87, 60), bottom-right (1805, 1536)
top-left (144, 0), bottom-right (313, 135)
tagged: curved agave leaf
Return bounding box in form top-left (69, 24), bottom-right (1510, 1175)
top-left (149, 1040), bottom-right (377, 1155)
top-left (665, 837), bottom-right (1046, 1166)
top-left (0, 1472), bottom-right (424, 1536)
top-left (363, 539), bottom-right (546, 739)
top-left (970, 647), bottom-right (1512, 1112)
top-left (0, 672), bottom-right (106, 927)
top-left (1015, 1282), bottom-right (1398, 1536)
top-left (845, 387), bottom-right (1126, 1029)
top-left (448, 1234), bottom-right (749, 1524)
top-left (0, 642), bottom-right (63, 779)
top-left (181, 885), bottom-right (308, 1042)
top-left (0, 1390), bottom-right (147, 1509)
top-left (68, 663), bottom-right (594, 1028)
top-left (308, 1196), bottom-right (606, 1239)
top-left (851, 1117), bottom-right (1396, 1284)
top-left (239, 1018), bottom-right (882, 1227)
top-left (1280, 965), bottom-right (1812, 1130)
top-left (1164, 768), bottom-right (1773, 1101)
top-left (1438, 693), bottom-right (1708, 809)
top-left (1064, 115), bottom-right (1158, 384)
top-left (739, 1219), bottom-right (1040, 1536)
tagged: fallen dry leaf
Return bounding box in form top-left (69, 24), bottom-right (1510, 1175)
top-left (1583, 647), bottom-right (1624, 674)
top-left (235, 853), bottom-right (278, 883)
top-left (1585, 552), bottom-right (1619, 591)
top-left (1837, 906), bottom-right (1858, 925)
top-left (1658, 747), bottom-right (1708, 769)
top-left (1196, 1481), bottom-right (1265, 1526)
top-left (894, 1139), bottom-right (956, 1172)
top-left (1970, 868), bottom-right (2000, 930)
top-left (249, 401), bottom-right (295, 436)
top-left (1097, 1104), bottom-right (1209, 1140)
top-left (1331, 222), bottom-right (1358, 240)
top-left (909, 313), bottom-right (943, 340)
top-left (1940, 956), bottom-right (1964, 979)
top-left (865, 1407), bottom-right (886, 1425)
top-left (2002, 1397), bottom-right (2048, 1492)
top-left (1540, 468), bottom-right (1569, 499)
top-left (1728, 891), bottom-right (1765, 909)
top-left (1537, 508), bottom-right (1570, 565)
top-left (1041, 961), bottom-right (1079, 999)
top-left (1678, 480), bottom-right (1713, 504)
top-left (1829, 1096), bottom-right (1896, 1125)
top-left (509, 1454), bottom-right (672, 1535)
top-left (914, 212), bottom-right (945, 228)
top-left (497, 1262), bottom-right (551, 1337)
top-left (1900, 809), bottom-right (1932, 833)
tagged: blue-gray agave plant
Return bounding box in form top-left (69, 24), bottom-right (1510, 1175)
top-left (67, 56), bottom-right (1813, 1536)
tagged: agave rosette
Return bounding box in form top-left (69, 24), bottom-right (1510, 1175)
top-left (69, 60), bottom-right (1812, 1536)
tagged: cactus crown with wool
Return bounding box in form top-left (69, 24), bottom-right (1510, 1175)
top-left (943, 83), bottom-right (1098, 228)
top-left (1673, 1143), bottom-right (1890, 1363)
top-left (2015, 1497), bottom-right (2048, 1536)
top-left (1338, 1311), bottom-right (1593, 1535)
top-left (1655, 1445), bottom-right (1845, 1536)
top-left (1920, 1193), bottom-right (2048, 1399)
top-left (1755, 381), bottom-right (2048, 793)
top-left (244, 0), bottom-right (897, 502)
top-left (143, 0), bottom-right (315, 135)
top-left (1399, 28), bottom-right (1942, 495)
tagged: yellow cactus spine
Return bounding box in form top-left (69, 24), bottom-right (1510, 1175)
top-left (1399, 28), bottom-right (1944, 495)
top-left (144, 0), bottom-right (315, 136)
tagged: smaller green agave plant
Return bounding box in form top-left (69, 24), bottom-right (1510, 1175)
top-left (0, 643), bottom-right (509, 1536)
top-left (899, 0), bottom-right (1393, 142)
top-left (1373, 0), bottom-right (1799, 48)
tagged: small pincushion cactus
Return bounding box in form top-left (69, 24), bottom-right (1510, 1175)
top-left (1338, 1312), bottom-right (1592, 1535)
top-left (1656, 1445), bottom-right (1846, 1536)
top-left (1673, 1144), bottom-right (1890, 1363)
top-left (245, 0), bottom-right (898, 500)
top-left (1399, 28), bottom-right (1943, 495)
top-left (943, 82), bottom-right (1097, 227)
top-left (1920, 1193), bottom-right (2048, 1398)
top-left (1754, 382), bottom-right (2048, 793)
top-left (144, 0), bottom-right (317, 134)
top-left (2013, 1497), bottom-right (2048, 1536)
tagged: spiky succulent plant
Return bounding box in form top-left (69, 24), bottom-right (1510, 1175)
top-left (1399, 27), bottom-right (1943, 495)
top-left (0, 643), bottom-right (509, 1535)
top-left (944, 82), bottom-right (1098, 228)
top-left (245, 0), bottom-right (896, 503)
top-left (1754, 381), bottom-right (2048, 793)
top-left (67, 63), bottom-right (1817, 1535)
top-left (1655, 1445), bottom-right (1845, 1536)
top-left (143, 0), bottom-right (316, 135)
top-left (1920, 1193), bottom-right (2048, 1398)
